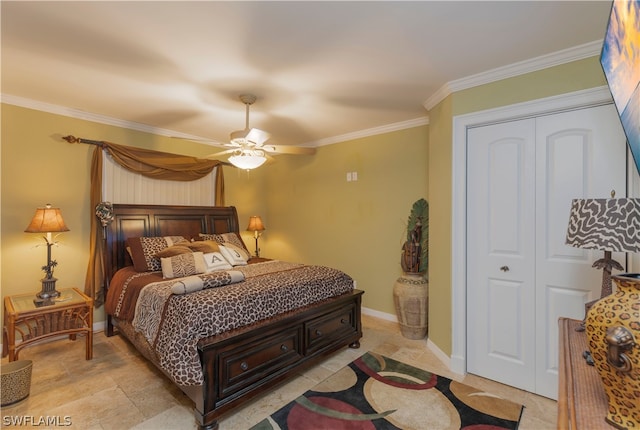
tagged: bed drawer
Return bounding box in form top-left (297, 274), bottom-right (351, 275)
top-left (218, 327), bottom-right (302, 398)
top-left (305, 303), bottom-right (358, 354)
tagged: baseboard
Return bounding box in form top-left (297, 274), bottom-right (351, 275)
top-left (361, 306), bottom-right (397, 322)
top-left (361, 306), bottom-right (461, 375)
top-left (93, 321), bottom-right (104, 333)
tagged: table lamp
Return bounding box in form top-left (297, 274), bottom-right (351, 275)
top-left (565, 197), bottom-right (640, 329)
top-left (25, 204), bottom-right (69, 304)
top-left (246, 216), bottom-right (265, 257)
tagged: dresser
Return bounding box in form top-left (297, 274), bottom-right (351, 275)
top-left (557, 317), bottom-right (613, 429)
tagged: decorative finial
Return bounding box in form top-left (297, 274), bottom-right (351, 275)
top-left (62, 135), bottom-right (79, 143)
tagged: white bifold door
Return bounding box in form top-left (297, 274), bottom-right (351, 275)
top-left (466, 104), bottom-right (627, 399)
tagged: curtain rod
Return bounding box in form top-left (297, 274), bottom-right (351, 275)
top-left (62, 135), bottom-right (104, 146)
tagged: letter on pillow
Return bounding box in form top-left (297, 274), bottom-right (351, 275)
top-left (203, 252), bottom-right (233, 272)
top-left (219, 245), bottom-right (248, 266)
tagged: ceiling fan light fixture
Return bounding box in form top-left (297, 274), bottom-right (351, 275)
top-left (228, 151), bottom-right (267, 170)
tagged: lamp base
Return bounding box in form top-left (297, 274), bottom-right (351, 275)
top-left (34, 277), bottom-right (60, 306)
top-left (254, 235), bottom-right (260, 258)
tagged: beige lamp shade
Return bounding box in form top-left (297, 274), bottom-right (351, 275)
top-left (24, 204), bottom-right (69, 233)
top-left (246, 216), bottom-right (265, 232)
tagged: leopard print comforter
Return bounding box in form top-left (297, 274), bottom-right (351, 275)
top-left (107, 260), bottom-right (354, 386)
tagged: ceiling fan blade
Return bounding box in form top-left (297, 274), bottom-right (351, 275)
top-left (204, 148), bottom-right (236, 159)
top-left (171, 135), bottom-right (228, 148)
top-left (263, 145), bottom-right (317, 155)
top-left (246, 128), bottom-right (270, 146)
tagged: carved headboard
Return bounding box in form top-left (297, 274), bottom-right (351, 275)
top-left (104, 204), bottom-right (241, 282)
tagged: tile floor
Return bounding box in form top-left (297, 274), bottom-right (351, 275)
top-left (1, 315), bottom-right (557, 429)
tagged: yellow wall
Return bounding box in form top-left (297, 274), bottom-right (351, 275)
top-left (0, 104), bottom-right (267, 324)
top-left (0, 104), bottom-right (428, 325)
top-left (1, 55), bottom-right (611, 358)
top-left (262, 127), bottom-right (429, 315)
top-left (426, 56), bottom-right (609, 355)
top-left (426, 96), bottom-right (453, 354)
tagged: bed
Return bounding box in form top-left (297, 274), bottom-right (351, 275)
top-left (102, 204), bottom-right (363, 430)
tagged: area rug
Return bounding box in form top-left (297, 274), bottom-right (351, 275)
top-left (250, 352), bottom-right (524, 430)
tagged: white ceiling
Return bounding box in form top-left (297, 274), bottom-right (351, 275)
top-left (1, 1), bottom-right (612, 149)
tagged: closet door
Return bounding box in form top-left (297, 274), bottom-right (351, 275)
top-left (534, 105), bottom-right (627, 399)
top-left (467, 118), bottom-right (537, 392)
top-left (466, 104), bottom-right (627, 398)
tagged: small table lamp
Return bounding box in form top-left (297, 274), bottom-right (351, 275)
top-left (246, 216), bottom-right (265, 258)
top-left (25, 204), bottom-right (70, 304)
top-left (565, 197), bottom-right (640, 329)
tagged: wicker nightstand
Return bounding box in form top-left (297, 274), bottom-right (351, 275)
top-left (3, 288), bottom-right (93, 361)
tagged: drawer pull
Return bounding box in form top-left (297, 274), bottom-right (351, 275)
top-left (341, 318), bottom-right (348, 324)
top-left (240, 361), bottom-right (249, 371)
top-left (315, 329), bottom-right (322, 337)
top-left (280, 344), bottom-right (289, 352)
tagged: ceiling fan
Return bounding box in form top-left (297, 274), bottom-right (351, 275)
top-left (205, 94), bottom-right (316, 170)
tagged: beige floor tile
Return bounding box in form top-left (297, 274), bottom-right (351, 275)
top-left (1, 314), bottom-right (557, 429)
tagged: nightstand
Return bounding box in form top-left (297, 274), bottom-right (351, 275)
top-left (3, 288), bottom-right (93, 361)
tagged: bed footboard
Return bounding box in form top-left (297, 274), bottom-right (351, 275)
top-left (192, 289), bottom-right (363, 430)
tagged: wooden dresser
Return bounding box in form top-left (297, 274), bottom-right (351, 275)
top-left (557, 317), bottom-right (613, 429)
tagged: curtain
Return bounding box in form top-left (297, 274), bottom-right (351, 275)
top-left (85, 141), bottom-right (227, 306)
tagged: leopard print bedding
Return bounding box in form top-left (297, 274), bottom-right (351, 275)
top-left (120, 260), bottom-right (354, 386)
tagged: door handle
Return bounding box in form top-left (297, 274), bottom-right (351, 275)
top-left (500, 266), bottom-right (509, 272)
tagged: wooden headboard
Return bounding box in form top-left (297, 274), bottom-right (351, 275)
top-left (105, 204), bottom-right (241, 281)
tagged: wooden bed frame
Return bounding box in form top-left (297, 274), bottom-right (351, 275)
top-left (103, 204), bottom-right (363, 430)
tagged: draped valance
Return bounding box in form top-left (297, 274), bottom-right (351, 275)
top-left (64, 136), bottom-right (227, 306)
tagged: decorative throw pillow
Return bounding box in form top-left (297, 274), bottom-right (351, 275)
top-left (219, 244), bottom-right (249, 266)
top-left (154, 245), bottom-right (193, 258)
top-left (186, 240), bottom-right (220, 253)
top-left (128, 236), bottom-right (186, 272)
top-left (161, 252), bottom-right (206, 279)
top-left (202, 252), bottom-right (233, 272)
top-left (199, 232), bottom-right (249, 253)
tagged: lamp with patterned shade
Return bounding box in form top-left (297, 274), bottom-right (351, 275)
top-left (25, 204), bottom-right (70, 305)
top-left (565, 197), bottom-right (640, 329)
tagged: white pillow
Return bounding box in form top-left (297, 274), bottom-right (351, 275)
top-left (171, 275), bottom-right (204, 295)
top-left (203, 251), bottom-right (233, 272)
top-left (219, 244), bottom-right (249, 266)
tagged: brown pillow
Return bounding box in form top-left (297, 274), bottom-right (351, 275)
top-left (127, 236), bottom-right (186, 272)
top-left (155, 245), bottom-right (193, 258)
top-left (199, 232), bottom-right (249, 253)
top-left (186, 240), bottom-right (220, 253)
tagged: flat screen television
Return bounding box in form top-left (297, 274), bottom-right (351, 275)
top-left (600, 0), bottom-right (640, 176)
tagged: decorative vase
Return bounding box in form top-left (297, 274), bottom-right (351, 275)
top-left (585, 273), bottom-right (640, 430)
top-left (393, 273), bottom-right (428, 339)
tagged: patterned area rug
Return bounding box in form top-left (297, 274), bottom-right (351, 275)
top-left (250, 352), bottom-right (524, 430)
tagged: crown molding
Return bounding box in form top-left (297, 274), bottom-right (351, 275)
top-left (2, 93), bottom-right (428, 147)
top-left (1, 94), bottom-right (191, 139)
top-left (307, 116), bottom-right (430, 147)
top-left (423, 40), bottom-right (603, 111)
top-left (2, 40), bottom-right (603, 146)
